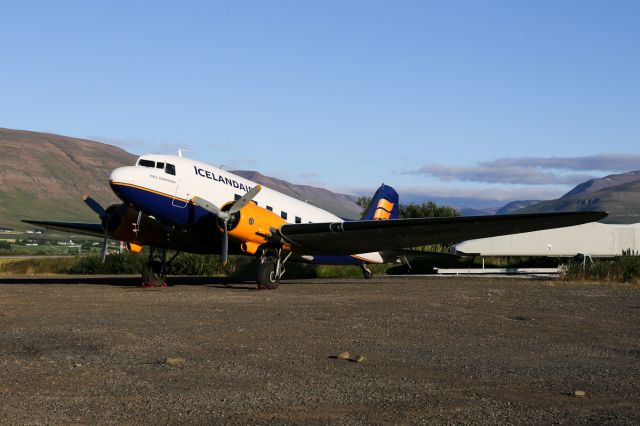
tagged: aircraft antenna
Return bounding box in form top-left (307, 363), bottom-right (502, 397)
top-left (178, 148), bottom-right (193, 158)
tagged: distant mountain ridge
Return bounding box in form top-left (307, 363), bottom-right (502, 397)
top-left (512, 170), bottom-right (640, 223)
top-left (0, 128), bottom-right (362, 229)
top-left (232, 170), bottom-right (361, 219)
top-left (496, 200), bottom-right (540, 215)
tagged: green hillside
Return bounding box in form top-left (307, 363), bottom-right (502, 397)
top-left (0, 128), bottom-right (137, 229)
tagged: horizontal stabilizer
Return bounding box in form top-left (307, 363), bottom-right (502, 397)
top-left (379, 249), bottom-right (461, 263)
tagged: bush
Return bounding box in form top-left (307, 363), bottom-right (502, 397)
top-left (65, 252), bottom-right (147, 274)
top-left (170, 253), bottom-right (228, 276)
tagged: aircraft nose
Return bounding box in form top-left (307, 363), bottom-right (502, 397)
top-left (109, 167), bottom-right (127, 184)
top-left (109, 166), bottom-right (136, 202)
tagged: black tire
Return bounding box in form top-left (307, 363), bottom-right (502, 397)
top-left (363, 268), bottom-right (373, 280)
top-left (142, 261), bottom-right (166, 287)
top-left (257, 261), bottom-right (279, 289)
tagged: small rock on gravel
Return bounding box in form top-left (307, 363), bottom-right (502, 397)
top-left (337, 351), bottom-right (351, 360)
top-left (164, 357), bottom-right (186, 366)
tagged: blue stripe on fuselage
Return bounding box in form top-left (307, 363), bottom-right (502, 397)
top-left (110, 182), bottom-right (210, 227)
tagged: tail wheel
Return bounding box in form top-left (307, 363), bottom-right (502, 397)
top-left (257, 261), bottom-right (279, 289)
top-left (361, 264), bottom-right (373, 279)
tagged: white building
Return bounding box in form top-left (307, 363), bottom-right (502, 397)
top-left (454, 222), bottom-right (640, 257)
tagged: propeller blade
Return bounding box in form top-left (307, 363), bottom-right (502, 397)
top-left (229, 185), bottom-right (262, 214)
top-left (83, 195), bottom-right (106, 217)
top-left (221, 220), bottom-right (229, 264)
top-left (192, 196), bottom-right (227, 220)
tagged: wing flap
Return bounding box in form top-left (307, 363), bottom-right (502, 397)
top-left (279, 212), bottom-right (608, 255)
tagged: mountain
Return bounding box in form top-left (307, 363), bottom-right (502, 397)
top-left (459, 207), bottom-right (498, 216)
top-left (0, 128), bottom-right (136, 229)
top-left (495, 200), bottom-right (540, 215)
top-left (0, 128), bottom-right (362, 229)
top-left (563, 171), bottom-right (640, 197)
top-left (512, 171), bottom-right (640, 223)
top-left (232, 170), bottom-right (361, 219)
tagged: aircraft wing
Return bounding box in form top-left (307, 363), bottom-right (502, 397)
top-left (278, 211), bottom-right (607, 255)
top-left (22, 220), bottom-right (104, 238)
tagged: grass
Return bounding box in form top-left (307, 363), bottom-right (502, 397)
top-left (0, 257), bottom-right (77, 275)
top-left (560, 256), bottom-right (640, 283)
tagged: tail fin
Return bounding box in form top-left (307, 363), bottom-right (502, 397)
top-left (361, 184), bottom-right (400, 220)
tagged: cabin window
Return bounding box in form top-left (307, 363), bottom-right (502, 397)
top-left (295, 216), bottom-right (301, 224)
top-left (266, 206), bottom-right (273, 211)
top-left (234, 194), bottom-right (241, 201)
top-left (156, 162), bottom-right (165, 169)
top-left (139, 159), bottom-right (155, 168)
top-left (165, 163), bottom-right (176, 175)
top-left (281, 211), bottom-right (288, 220)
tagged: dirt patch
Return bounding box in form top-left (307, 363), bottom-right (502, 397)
top-left (1, 276), bottom-right (639, 424)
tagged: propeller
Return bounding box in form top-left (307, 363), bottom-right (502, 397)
top-left (83, 195), bottom-right (128, 263)
top-left (192, 185), bottom-right (262, 264)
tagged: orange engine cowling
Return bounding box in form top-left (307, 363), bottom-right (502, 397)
top-left (218, 202), bottom-right (287, 254)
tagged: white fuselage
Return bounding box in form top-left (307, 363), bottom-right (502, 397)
top-left (109, 154), bottom-right (383, 263)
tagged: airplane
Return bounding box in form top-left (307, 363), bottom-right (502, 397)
top-left (23, 153), bottom-right (607, 288)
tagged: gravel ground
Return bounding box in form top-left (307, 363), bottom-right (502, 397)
top-left (1, 275), bottom-right (639, 425)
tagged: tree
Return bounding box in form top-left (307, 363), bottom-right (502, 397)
top-left (399, 202), bottom-right (459, 218)
top-left (356, 196), bottom-right (372, 216)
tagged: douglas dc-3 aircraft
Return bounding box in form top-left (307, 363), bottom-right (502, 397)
top-left (24, 154), bottom-right (607, 288)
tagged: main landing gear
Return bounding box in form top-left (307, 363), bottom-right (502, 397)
top-left (141, 247), bottom-right (179, 288)
top-left (257, 248), bottom-right (292, 290)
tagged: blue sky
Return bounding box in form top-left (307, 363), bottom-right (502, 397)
top-left (1, 1), bottom-right (639, 207)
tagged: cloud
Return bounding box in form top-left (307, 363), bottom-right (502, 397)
top-left (400, 154), bottom-right (640, 185)
top-left (338, 184), bottom-right (566, 203)
top-left (488, 154), bottom-right (640, 172)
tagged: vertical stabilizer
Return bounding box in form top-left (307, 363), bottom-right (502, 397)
top-left (361, 184), bottom-right (400, 220)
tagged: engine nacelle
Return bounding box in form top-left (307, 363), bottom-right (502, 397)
top-left (218, 202), bottom-right (287, 254)
top-left (104, 204), bottom-right (169, 246)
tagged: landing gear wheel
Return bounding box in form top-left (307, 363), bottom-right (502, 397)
top-left (361, 264), bottom-right (373, 280)
top-left (142, 261), bottom-right (166, 287)
top-left (257, 261), bottom-right (279, 289)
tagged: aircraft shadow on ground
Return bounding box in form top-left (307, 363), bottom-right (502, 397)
top-left (0, 276), bottom-right (254, 287)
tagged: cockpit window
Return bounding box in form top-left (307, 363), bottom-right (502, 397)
top-left (138, 159), bottom-right (155, 168)
top-left (156, 162), bottom-right (165, 169)
top-left (165, 163), bottom-right (176, 175)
